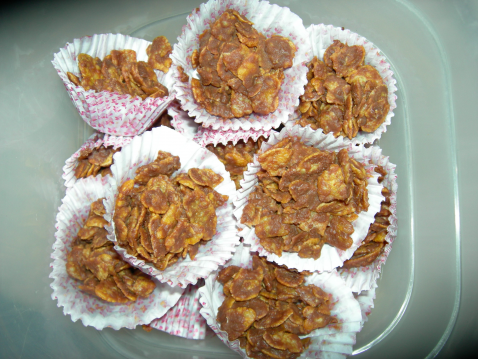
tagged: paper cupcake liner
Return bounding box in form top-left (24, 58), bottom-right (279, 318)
top-left (292, 24), bottom-right (398, 146)
top-left (234, 125), bottom-right (384, 272)
top-left (103, 126), bottom-right (239, 288)
top-left (170, 0), bottom-right (310, 131)
top-left (63, 132), bottom-right (133, 190)
top-left (168, 101), bottom-right (199, 141)
top-left (338, 146), bottom-right (397, 293)
top-left (149, 283), bottom-right (207, 339)
top-left (192, 127), bottom-right (272, 147)
top-left (52, 33), bottom-right (175, 136)
top-left (50, 176), bottom-right (184, 330)
top-left (198, 243), bottom-right (362, 358)
top-left (355, 283), bottom-right (377, 326)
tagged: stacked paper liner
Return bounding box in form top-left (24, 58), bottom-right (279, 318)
top-left (52, 33), bottom-right (175, 136)
top-left (169, 102), bottom-right (271, 150)
top-left (193, 127), bottom-right (272, 147)
top-left (103, 126), bottom-right (239, 288)
top-left (338, 146), bottom-right (398, 293)
top-left (293, 24), bottom-right (398, 146)
top-left (150, 284), bottom-right (207, 340)
top-left (50, 176), bottom-right (184, 330)
top-left (234, 125), bottom-right (385, 272)
top-left (198, 243), bottom-right (363, 358)
top-left (62, 132), bottom-right (133, 190)
top-left (170, 0), bottom-right (311, 131)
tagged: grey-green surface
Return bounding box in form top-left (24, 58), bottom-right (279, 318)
top-left (0, 0), bottom-right (476, 358)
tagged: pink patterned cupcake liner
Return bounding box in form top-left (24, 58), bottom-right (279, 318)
top-left (52, 33), bottom-right (175, 137)
top-left (338, 146), bottom-right (398, 293)
top-left (198, 243), bottom-right (363, 358)
top-left (193, 127), bottom-right (272, 147)
top-left (103, 126), bottom-right (240, 288)
top-left (149, 283), bottom-right (207, 340)
top-left (170, 0), bottom-right (310, 131)
top-left (63, 132), bottom-right (133, 190)
top-left (292, 24), bottom-right (398, 146)
top-left (168, 101), bottom-right (199, 141)
top-left (234, 125), bottom-right (385, 273)
top-left (50, 176), bottom-right (184, 330)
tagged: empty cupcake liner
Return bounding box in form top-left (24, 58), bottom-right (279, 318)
top-left (170, 0), bottom-right (310, 131)
top-left (234, 125), bottom-right (384, 272)
top-left (292, 24), bottom-right (398, 146)
top-left (50, 176), bottom-right (184, 330)
top-left (103, 126), bottom-right (239, 288)
top-left (168, 101), bottom-right (199, 141)
top-left (52, 33), bottom-right (175, 136)
top-left (149, 283), bottom-right (207, 339)
top-left (338, 146), bottom-right (397, 293)
top-left (63, 132), bottom-right (133, 190)
top-left (198, 243), bottom-right (362, 358)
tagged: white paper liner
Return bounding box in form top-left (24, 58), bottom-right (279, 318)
top-left (193, 127), bottom-right (272, 147)
top-left (103, 126), bottom-right (239, 288)
top-left (292, 24), bottom-right (398, 146)
top-left (149, 283), bottom-right (207, 339)
top-left (355, 282), bottom-right (377, 327)
top-left (62, 132), bottom-right (133, 190)
top-left (338, 146), bottom-right (398, 293)
top-left (170, 0), bottom-right (310, 131)
top-left (234, 125), bottom-right (384, 273)
top-left (50, 176), bottom-right (184, 330)
top-left (52, 33), bottom-right (175, 136)
top-left (198, 243), bottom-right (362, 358)
top-left (168, 101), bottom-right (199, 141)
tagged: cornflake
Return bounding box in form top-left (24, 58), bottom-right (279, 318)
top-left (192, 9), bottom-right (296, 119)
top-left (74, 145), bottom-right (119, 179)
top-left (67, 36), bottom-right (172, 100)
top-left (207, 137), bottom-right (265, 189)
top-left (147, 36), bottom-right (173, 74)
top-left (241, 137), bottom-right (370, 260)
top-left (341, 165), bottom-right (390, 268)
top-left (113, 151), bottom-right (228, 270)
top-left (217, 254), bottom-right (337, 358)
top-left (297, 40), bottom-right (390, 139)
top-left (66, 198), bottom-right (156, 303)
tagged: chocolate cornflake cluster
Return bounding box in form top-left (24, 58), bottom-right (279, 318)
top-left (297, 40), bottom-right (390, 139)
top-left (74, 145), bottom-right (119, 179)
top-left (241, 137), bottom-right (370, 259)
top-left (67, 36), bottom-right (171, 100)
top-left (217, 254), bottom-right (337, 359)
top-left (191, 9), bottom-right (296, 119)
top-left (207, 137), bottom-right (265, 190)
top-left (113, 151), bottom-right (228, 270)
top-left (66, 198), bottom-right (156, 303)
top-left (342, 166), bottom-right (391, 268)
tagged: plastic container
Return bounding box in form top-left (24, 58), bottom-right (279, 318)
top-left (1, 0), bottom-right (472, 358)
